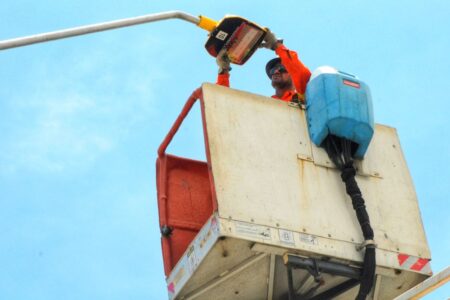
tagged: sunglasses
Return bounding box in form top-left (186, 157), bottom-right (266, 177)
top-left (269, 65), bottom-right (287, 76)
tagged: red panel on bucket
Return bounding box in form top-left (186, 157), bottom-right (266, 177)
top-left (156, 154), bottom-right (213, 275)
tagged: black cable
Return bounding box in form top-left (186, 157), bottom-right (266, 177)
top-left (323, 137), bottom-right (344, 170)
top-left (322, 135), bottom-right (376, 300)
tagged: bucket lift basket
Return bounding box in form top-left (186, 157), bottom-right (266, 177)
top-left (156, 84), bottom-right (432, 300)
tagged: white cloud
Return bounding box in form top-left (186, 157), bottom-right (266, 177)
top-left (2, 94), bottom-right (111, 173)
top-left (0, 35), bottom-right (167, 175)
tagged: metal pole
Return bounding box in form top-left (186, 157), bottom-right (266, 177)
top-left (308, 279), bottom-right (360, 300)
top-left (284, 254), bottom-right (362, 280)
top-left (393, 266), bottom-right (450, 300)
top-left (0, 11), bottom-right (200, 50)
top-left (287, 264), bottom-right (296, 300)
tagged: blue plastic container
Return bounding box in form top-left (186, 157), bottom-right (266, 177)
top-left (305, 66), bottom-right (374, 158)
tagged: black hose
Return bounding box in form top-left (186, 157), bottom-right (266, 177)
top-left (340, 164), bottom-right (374, 240)
top-left (322, 136), bottom-right (376, 300)
top-left (341, 162), bottom-right (376, 300)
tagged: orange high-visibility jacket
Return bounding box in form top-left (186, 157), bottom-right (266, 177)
top-left (216, 44), bottom-right (311, 103)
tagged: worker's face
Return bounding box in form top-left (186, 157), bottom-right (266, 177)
top-left (270, 64), bottom-right (292, 89)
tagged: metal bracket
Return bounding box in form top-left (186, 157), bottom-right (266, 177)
top-left (307, 259), bottom-right (324, 284)
top-left (284, 253), bottom-right (362, 300)
top-left (356, 239), bottom-right (377, 251)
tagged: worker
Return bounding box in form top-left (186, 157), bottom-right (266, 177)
top-left (216, 30), bottom-right (311, 104)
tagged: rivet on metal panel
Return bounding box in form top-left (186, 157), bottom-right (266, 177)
top-left (276, 223), bottom-right (280, 227)
top-left (374, 172), bottom-right (380, 176)
top-left (396, 247), bottom-right (400, 251)
top-left (351, 238), bottom-right (355, 242)
top-left (228, 216), bottom-right (232, 220)
top-left (328, 234), bottom-right (332, 237)
top-left (302, 228), bottom-right (307, 232)
top-left (392, 144), bottom-right (396, 148)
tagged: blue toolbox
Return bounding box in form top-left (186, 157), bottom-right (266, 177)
top-left (306, 66), bottom-right (374, 158)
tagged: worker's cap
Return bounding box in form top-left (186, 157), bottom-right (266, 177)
top-left (265, 57), bottom-right (282, 78)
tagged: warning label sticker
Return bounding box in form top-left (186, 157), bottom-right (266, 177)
top-left (216, 30), bottom-right (228, 41)
top-left (279, 229), bottom-right (295, 245)
top-left (343, 79), bottom-right (360, 89)
top-left (187, 246), bottom-right (198, 274)
top-left (299, 233), bottom-right (318, 245)
top-left (172, 267), bottom-right (185, 286)
top-left (235, 222), bottom-right (272, 240)
top-left (210, 217), bottom-right (219, 234)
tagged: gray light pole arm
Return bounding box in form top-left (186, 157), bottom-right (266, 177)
top-left (0, 11), bottom-right (200, 50)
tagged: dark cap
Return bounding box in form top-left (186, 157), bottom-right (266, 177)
top-left (265, 57), bottom-right (282, 78)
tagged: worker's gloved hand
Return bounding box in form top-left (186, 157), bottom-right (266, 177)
top-left (260, 28), bottom-right (282, 50)
top-left (216, 54), bottom-right (231, 74)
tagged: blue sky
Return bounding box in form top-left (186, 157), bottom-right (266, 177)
top-left (1, 1), bottom-right (449, 299)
